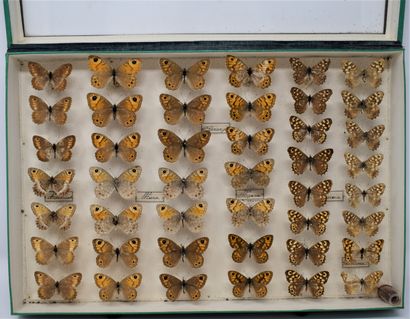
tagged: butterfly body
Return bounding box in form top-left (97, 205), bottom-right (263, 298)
top-left (285, 270), bottom-right (329, 298)
top-left (228, 270), bottom-right (273, 298)
top-left (160, 273), bottom-right (207, 301)
top-left (35, 272), bottom-right (82, 300)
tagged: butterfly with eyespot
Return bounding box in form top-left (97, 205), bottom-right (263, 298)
top-left (28, 62), bottom-right (72, 91)
top-left (344, 152), bottom-right (384, 179)
top-left (86, 93), bottom-right (142, 127)
top-left (342, 238), bottom-right (384, 265)
top-left (290, 87), bottom-right (332, 114)
top-left (159, 273), bottom-right (207, 301)
top-left (287, 147), bottom-right (333, 175)
top-left (88, 55), bottom-right (141, 89)
top-left (289, 57), bottom-right (331, 86)
top-left (341, 58), bottom-right (385, 88)
top-left (228, 271), bottom-right (273, 298)
top-left (91, 132), bottom-right (140, 163)
top-left (224, 159), bottom-right (274, 189)
top-left (159, 58), bottom-right (210, 90)
top-left (31, 202), bottom-right (76, 231)
top-left (90, 204), bottom-right (142, 234)
top-left (92, 238), bottom-right (140, 268)
top-left (156, 201), bottom-right (207, 233)
top-left (288, 210), bottom-right (330, 235)
top-left (341, 271), bottom-right (383, 295)
top-left (158, 167), bottom-right (207, 200)
top-left (31, 236), bottom-right (78, 265)
top-left (228, 234), bottom-right (273, 264)
top-left (346, 121), bottom-right (385, 151)
top-left (226, 92), bottom-right (276, 122)
top-left (28, 168), bottom-right (75, 197)
top-left (94, 273), bottom-right (142, 301)
top-left (288, 180), bottom-right (333, 208)
top-left (342, 211), bottom-right (385, 237)
top-left (341, 90), bottom-right (384, 120)
top-left (226, 55), bottom-right (276, 88)
top-left (345, 183), bottom-right (386, 208)
top-left (32, 135), bottom-right (76, 162)
top-left (226, 198), bottom-right (274, 227)
top-left (289, 116), bottom-right (332, 144)
top-left (157, 237), bottom-right (209, 268)
top-left (225, 126), bottom-right (274, 155)
top-left (89, 166), bottom-right (141, 200)
top-left (285, 270), bottom-right (329, 298)
top-left (29, 95), bottom-right (71, 125)
top-left (287, 239), bottom-right (330, 266)
top-left (34, 271), bottom-right (82, 300)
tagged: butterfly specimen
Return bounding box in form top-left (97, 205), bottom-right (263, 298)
top-left (286, 239), bottom-right (330, 266)
top-left (28, 62), bottom-right (72, 91)
top-left (91, 132), bottom-right (140, 162)
top-left (224, 159), bottom-right (274, 189)
top-left (226, 92), bottom-right (276, 122)
top-left (94, 273), bottom-right (142, 301)
top-left (34, 272), bottom-right (82, 300)
top-left (289, 116), bottom-right (332, 144)
top-left (345, 183), bottom-right (386, 208)
top-left (342, 211), bottom-right (385, 237)
top-left (346, 121), bottom-right (385, 151)
top-left (29, 95), bottom-right (72, 125)
top-left (158, 129), bottom-right (211, 163)
top-left (89, 166), bottom-right (141, 200)
top-left (344, 152), bottom-right (384, 179)
top-left (226, 55), bottom-right (276, 88)
top-left (285, 270), bottom-right (329, 298)
top-left (288, 180), bottom-right (333, 208)
top-left (88, 55), bottom-right (142, 89)
top-left (87, 93), bottom-right (143, 127)
top-left (159, 273), bottom-right (207, 301)
top-left (156, 201), bottom-right (207, 233)
top-left (28, 168), bottom-right (75, 197)
top-left (342, 238), bottom-right (384, 265)
top-left (31, 202), bottom-right (76, 231)
top-left (31, 236), bottom-right (78, 265)
top-left (225, 126), bottom-right (274, 155)
top-left (90, 204), bottom-right (142, 234)
top-left (228, 271), bottom-right (273, 298)
top-left (92, 238), bottom-right (140, 268)
top-left (228, 234), bottom-right (273, 263)
top-left (158, 167), bottom-right (207, 200)
top-left (160, 93), bottom-right (211, 125)
top-left (341, 58), bottom-right (385, 88)
top-left (289, 57), bottom-right (331, 86)
top-left (287, 210), bottom-right (330, 235)
top-left (341, 90), bottom-right (384, 119)
top-left (32, 135), bottom-right (76, 162)
top-left (157, 237), bottom-right (209, 268)
top-left (287, 147), bottom-right (333, 175)
top-left (341, 271), bottom-right (383, 295)
top-left (226, 198), bottom-right (274, 227)
top-left (290, 87), bottom-right (332, 114)
top-left (159, 58), bottom-right (210, 90)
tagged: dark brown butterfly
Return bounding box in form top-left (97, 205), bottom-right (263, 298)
top-left (288, 180), bottom-right (333, 207)
top-left (285, 270), bottom-right (329, 298)
top-left (290, 87), bottom-right (332, 114)
top-left (228, 234), bottom-right (273, 263)
top-left (286, 239), bottom-right (330, 266)
top-left (287, 147), bottom-right (333, 175)
top-left (289, 58), bottom-right (330, 85)
top-left (28, 62), bottom-right (72, 91)
top-left (289, 116), bottom-right (332, 144)
top-left (287, 210), bottom-right (330, 235)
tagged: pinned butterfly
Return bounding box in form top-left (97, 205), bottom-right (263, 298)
top-left (94, 273), bottom-right (142, 301)
top-left (228, 271), bottom-right (273, 298)
top-left (228, 234), bottom-right (273, 263)
top-left (224, 159), bottom-right (274, 189)
top-left (290, 87), bottom-right (332, 114)
top-left (35, 272), bottom-right (82, 301)
top-left (159, 273), bottom-right (207, 301)
top-left (28, 168), bottom-right (74, 198)
top-left (226, 92), bottom-right (276, 122)
top-left (31, 202), bottom-right (76, 231)
top-left (32, 135), bottom-right (76, 162)
top-left (28, 62), bottom-right (72, 91)
top-left (289, 116), bottom-right (332, 144)
top-left (31, 236), bottom-right (78, 265)
top-left (226, 198), bottom-right (274, 227)
top-left (91, 132), bottom-right (140, 162)
top-left (225, 126), bottom-right (274, 155)
top-left (92, 238), bottom-right (140, 268)
top-left (289, 58), bottom-right (331, 86)
top-left (341, 58), bottom-right (385, 88)
top-left (29, 95), bottom-right (72, 125)
top-left (287, 147), bottom-right (333, 175)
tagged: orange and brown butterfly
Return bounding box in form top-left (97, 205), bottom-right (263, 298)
top-left (94, 273), bottom-right (142, 301)
top-left (32, 135), bottom-right (76, 162)
top-left (157, 237), bottom-right (209, 268)
top-left (342, 211), bottom-right (385, 237)
top-left (344, 152), bottom-right (384, 179)
top-left (34, 271), bottom-right (82, 300)
top-left (345, 183), bottom-right (386, 208)
top-left (290, 87), bottom-right (332, 114)
top-left (28, 168), bottom-right (75, 197)
top-left (31, 202), bottom-right (76, 231)
top-left (92, 238), bottom-right (140, 268)
top-left (224, 159), bottom-right (274, 189)
top-left (31, 236), bottom-right (78, 265)
top-left (288, 180), bottom-right (333, 208)
top-left (225, 126), bottom-right (274, 155)
top-left (226, 198), bottom-right (274, 227)
top-left (88, 55), bottom-right (141, 89)
top-left (342, 238), bottom-right (384, 265)
top-left (87, 93), bottom-right (142, 127)
top-left (90, 204), bottom-right (142, 234)
top-left (341, 271), bottom-right (383, 295)
top-left (287, 147), bottom-right (333, 175)
top-left (285, 270), bottom-right (329, 298)
top-left (286, 239), bottom-right (330, 266)
top-left (91, 132), bottom-right (140, 162)
top-left (289, 58), bottom-right (331, 86)
top-left (341, 90), bottom-right (384, 119)
top-left (226, 92), bottom-right (276, 122)
top-left (341, 58), bottom-right (385, 88)
top-left (287, 210), bottom-right (330, 235)
top-left (346, 121), bottom-right (385, 151)
top-left (29, 95), bottom-right (71, 125)
top-left (228, 234), bottom-right (273, 264)
top-left (289, 116), bottom-right (332, 144)
top-left (28, 62), bottom-right (72, 91)
top-left (159, 58), bottom-right (210, 90)
top-left (159, 273), bottom-right (207, 301)
top-left (226, 55), bottom-right (276, 88)
top-left (228, 270), bottom-right (273, 298)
